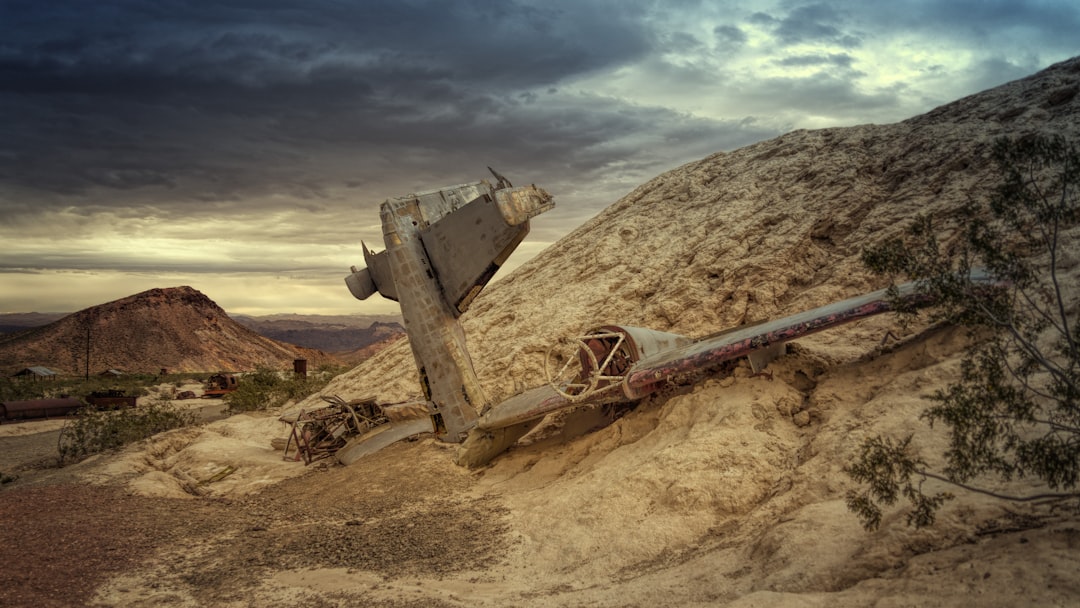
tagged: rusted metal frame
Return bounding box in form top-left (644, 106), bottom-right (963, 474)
top-left (585, 332), bottom-right (633, 399)
top-left (284, 411), bottom-right (304, 462)
top-left (282, 396), bottom-right (388, 463)
top-left (546, 336), bottom-right (600, 400)
top-left (343, 403), bottom-right (389, 433)
top-left (286, 406), bottom-right (355, 465)
top-left (546, 331), bottom-right (630, 402)
top-left (311, 410), bottom-right (356, 458)
top-left (594, 331), bottom-right (630, 382)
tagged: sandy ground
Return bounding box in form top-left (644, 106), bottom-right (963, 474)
top-left (2, 323), bottom-right (1079, 607)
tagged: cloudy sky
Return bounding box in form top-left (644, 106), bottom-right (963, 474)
top-left (1, 1), bottom-right (1076, 316)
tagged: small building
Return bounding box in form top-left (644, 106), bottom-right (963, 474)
top-left (98, 369), bottom-right (125, 377)
top-left (12, 366), bottom-right (58, 381)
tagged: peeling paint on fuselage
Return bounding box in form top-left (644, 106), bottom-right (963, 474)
top-left (378, 196), bottom-right (485, 441)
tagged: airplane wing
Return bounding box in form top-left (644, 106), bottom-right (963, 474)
top-left (336, 417), bottom-right (434, 465)
top-left (621, 290), bottom-right (901, 398)
top-left (420, 193), bottom-right (529, 314)
top-left (476, 384), bottom-right (571, 431)
top-left (622, 273), bottom-right (996, 399)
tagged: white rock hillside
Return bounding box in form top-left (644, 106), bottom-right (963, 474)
top-left (276, 57), bottom-right (1080, 606)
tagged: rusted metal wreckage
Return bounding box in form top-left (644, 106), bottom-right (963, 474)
top-left (1, 391), bottom-right (137, 423)
top-left (202, 373), bottom-right (238, 398)
top-left (279, 395), bottom-right (431, 464)
top-left (331, 169), bottom-right (993, 468)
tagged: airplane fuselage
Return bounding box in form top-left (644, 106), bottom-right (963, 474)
top-left (378, 195), bottom-right (485, 441)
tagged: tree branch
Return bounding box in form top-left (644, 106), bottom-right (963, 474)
top-left (916, 468), bottom-right (1080, 502)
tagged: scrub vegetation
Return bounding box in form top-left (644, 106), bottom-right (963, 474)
top-left (0, 373), bottom-right (162, 402)
top-left (846, 135), bottom-right (1080, 529)
top-left (223, 365), bottom-right (347, 414)
top-left (57, 399), bottom-right (195, 464)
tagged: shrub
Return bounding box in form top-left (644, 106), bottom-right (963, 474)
top-left (223, 366), bottom-right (343, 414)
top-left (845, 134), bottom-right (1080, 530)
top-left (57, 399), bottom-right (195, 464)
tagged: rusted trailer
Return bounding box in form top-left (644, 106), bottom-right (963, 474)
top-left (0, 397), bottom-right (84, 422)
top-left (1, 390), bottom-right (136, 423)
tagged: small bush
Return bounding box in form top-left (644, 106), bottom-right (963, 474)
top-left (58, 399), bottom-right (195, 464)
top-left (223, 367), bottom-right (343, 414)
top-left (223, 368), bottom-right (284, 413)
top-left (0, 377), bottom-right (52, 402)
top-left (845, 134), bottom-right (1080, 530)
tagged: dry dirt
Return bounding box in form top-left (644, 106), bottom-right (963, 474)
top-left (2, 325), bottom-right (1079, 607)
top-left (3, 57), bottom-right (1080, 607)
top-left (1, 433), bottom-right (508, 608)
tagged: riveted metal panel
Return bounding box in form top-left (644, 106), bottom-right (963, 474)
top-left (420, 194), bottom-right (528, 314)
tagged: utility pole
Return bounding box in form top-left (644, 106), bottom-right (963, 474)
top-left (84, 315), bottom-right (91, 380)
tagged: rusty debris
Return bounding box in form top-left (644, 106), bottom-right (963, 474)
top-left (280, 395), bottom-right (388, 465)
top-left (202, 373), bottom-right (238, 398)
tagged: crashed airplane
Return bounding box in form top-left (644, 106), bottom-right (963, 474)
top-left (342, 169), bottom-right (554, 465)
top-left (340, 170), bottom-right (992, 468)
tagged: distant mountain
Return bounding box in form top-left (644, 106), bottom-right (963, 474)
top-left (0, 312), bottom-right (67, 335)
top-left (331, 331), bottom-right (408, 366)
top-left (231, 315), bottom-right (404, 352)
top-left (0, 287), bottom-right (336, 375)
top-left (230, 313), bottom-right (403, 328)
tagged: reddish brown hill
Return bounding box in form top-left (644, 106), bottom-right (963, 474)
top-left (0, 286), bottom-right (334, 375)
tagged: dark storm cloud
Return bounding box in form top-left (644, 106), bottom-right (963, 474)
top-left (828, 0), bottom-right (1079, 99)
top-left (0, 0), bottom-right (1075, 314)
top-left (750, 4), bottom-right (861, 48)
top-left (0, 0), bottom-right (650, 90)
top-left (0, 0), bottom-right (670, 221)
top-left (711, 24), bottom-right (748, 55)
top-left (750, 0), bottom-right (1076, 55)
top-left (745, 73), bottom-right (896, 116)
top-left (714, 25), bottom-right (748, 46)
top-left (774, 4), bottom-right (861, 47)
top-left (828, 0), bottom-right (1080, 54)
top-left (1, 0), bottom-right (1075, 234)
top-left (776, 53), bottom-right (855, 68)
